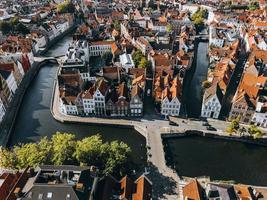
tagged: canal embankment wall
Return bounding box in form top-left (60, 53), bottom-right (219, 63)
top-left (0, 25), bottom-right (77, 147)
top-left (161, 130), bottom-right (267, 147)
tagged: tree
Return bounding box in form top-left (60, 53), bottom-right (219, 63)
top-left (101, 52), bottom-right (113, 65)
top-left (0, 137), bottom-right (52, 170)
top-left (227, 116), bottom-right (240, 133)
top-left (57, 1), bottom-right (76, 13)
top-left (104, 141), bottom-right (131, 176)
top-left (51, 132), bottom-right (77, 165)
top-left (132, 50), bottom-right (143, 66)
top-left (113, 20), bottom-right (121, 32)
top-left (0, 21), bottom-right (12, 35)
top-left (75, 135), bottom-right (104, 166)
top-left (248, 125), bottom-right (263, 138)
top-left (138, 57), bottom-right (151, 68)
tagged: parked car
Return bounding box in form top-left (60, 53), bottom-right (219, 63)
top-left (206, 126), bottom-right (217, 131)
top-left (169, 121), bottom-right (179, 126)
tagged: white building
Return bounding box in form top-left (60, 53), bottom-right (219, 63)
top-left (119, 53), bottom-right (135, 73)
top-left (0, 98), bottom-right (6, 124)
top-left (160, 87), bottom-right (181, 117)
top-left (59, 97), bottom-right (79, 115)
top-left (89, 41), bottom-right (114, 56)
top-left (0, 70), bottom-right (18, 96)
top-left (201, 84), bottom-right (223, 119)
top-left (251, 99), bottom-right (267, 128)
top-left (93, 79), bottom-right (108, 115)
top-left (209, 26), bottom-right (224, 48)
top-left (81, 89), bottom-right (95, 115)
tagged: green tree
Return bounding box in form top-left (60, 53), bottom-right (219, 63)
top-left (0, 21), bottom-right (12, 35)
top-left (51, 132), bottom-right (77, 165)
top-left (138, 57), bottom-right (151, 68)
top-left (75, 135), bottom-right (104, 166)
top-left (104, 141), bottom-right (131, 176)
top-left (227, 116), bottom-right (240, 133)
top-left (113, 20), bottom-right (121, 32)
top-left (248, 125), bottom-right (263, 138)
top-left (0, 148), bottom-right (17, 169)
top-left (101, 51), bottom-right (113, 65)
top-left (57, 0), bottom-right (76, 13)
top-left (132, 50), bottom-right (143, 66)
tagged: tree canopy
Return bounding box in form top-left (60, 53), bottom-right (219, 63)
top-left (0, 19), bottom-right (30, 35)
top-left (0, 132), bottom-right (131, 176)
top-left (226, 116), bottom-right (240, 133)
top-left (57, 0), bottom-right (76, 13)
top-left (191, 8), bottom-right (208, 27)
top-left (132, 50), bottom-right (143, 67)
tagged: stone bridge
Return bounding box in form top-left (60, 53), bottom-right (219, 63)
top-left (34, 55), bottom-right (65, 64)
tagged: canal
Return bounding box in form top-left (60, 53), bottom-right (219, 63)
top-left (9, 35), bottom-right (147, 166)
top-left (182, 41), bottom-right (209, 117)
top-left (164, 136), bottom-right (267, 186)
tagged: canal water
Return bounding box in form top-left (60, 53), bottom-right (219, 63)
top-left (164, 136), bottom-right (267, 186)
top-left (183, 41), bottom-right (209, 117)
top-left (9, 35), bottom-right (147, 166)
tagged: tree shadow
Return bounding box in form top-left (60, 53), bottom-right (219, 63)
top-left (147, 163), bottom-right (178, 199)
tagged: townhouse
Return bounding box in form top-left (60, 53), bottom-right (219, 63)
top-left (201, 84), bottom-right (223, 119)
top-left (88, 41), bottom-right (120, 57)
top-left (0, 69), bottom-right (17, 97)
top-left (180, 178), bottom-right (262, 200)
top-left (0, 97), bottom-right (5, 124)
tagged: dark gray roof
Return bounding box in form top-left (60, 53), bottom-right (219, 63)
top-left (0, 69), bottom-right (11, 80)
top-left (208, 183), bottom-right (237, 200)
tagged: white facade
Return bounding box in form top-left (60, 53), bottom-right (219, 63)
top-left (6, 72), bottom-right (18, 95)
top-left (201, 94), bottom-right (221, 119)
top-left (93, 89), bottom-right (106, 115)
top-left (17, 60), bottom-right (25, 77)
top-left (161, 97), bottom-right (181, 116)
top-left (119, 53), bottom-right (135, 73)
top-left (0, 98), bottom-right (6, 124)
top-left (89, 43), bottom-right (112, 56)
top-left (251, 112), bottom-right (267, 128)
top-left (59, 98), bottom-right (78, 115)
top-left (82, 98), bottom-right (95, 115)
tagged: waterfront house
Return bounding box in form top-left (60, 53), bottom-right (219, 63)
top-left (160, 77), bottom-right (182, 117)
top-left (201, 84), bottom-right (223, 119)
top-left (130, 84), bottom-right (143, 116)
top-left (116, 82), bottom-right (129, 116)
top-left (0, 97), bottom-right (5, 123)
top-left (0, 74), bottom-right (11, 105)
top-left (182, 179), bottom-right (206, 200)
top-left (0, 62), bottom-right (23, 86)
top-left (93, 78), bottom-right (109, 115)
top-left (81, 87), bottom-right (95, 116)
top-left (58, 71), bottom-right (83, 116)
top-left (0, 69), bottom-right (18, 98)
top-left (206, 183), bottom-right (237, 200)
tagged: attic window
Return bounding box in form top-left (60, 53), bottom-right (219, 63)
top-left (47, 192), bottom-right (53, 198)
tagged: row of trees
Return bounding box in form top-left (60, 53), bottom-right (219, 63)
top-left (132, 50), bottom-right (152, 69)
top-left (0, 133), bottom-right (131, 176)
top-left (0, 18), bottom-right (29, 35)
top-left (227, 116), bottom-right (263, 138)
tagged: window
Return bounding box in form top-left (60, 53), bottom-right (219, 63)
top-left (47, 193), bottom-right (53, 198)
top-left (38, 194), bottom-right (43, 199)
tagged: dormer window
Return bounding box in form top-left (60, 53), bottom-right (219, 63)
top-left (47, 192), bottom-right (52, 198)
